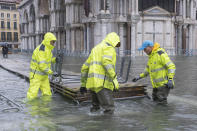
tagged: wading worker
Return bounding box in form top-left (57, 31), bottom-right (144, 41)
top-left (80, 32), bottom-right (120, 114)
top-left (27, 32), bottom-right (57, 100)
top-left (132, 40), bottom-right (176, 104)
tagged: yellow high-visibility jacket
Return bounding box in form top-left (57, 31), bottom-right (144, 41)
top-left (81, 32), bottom-right (120, 93)
top-left (29, 32), bottom-right (56, 78)
top-left (140, 43), bottom-right (176, 88)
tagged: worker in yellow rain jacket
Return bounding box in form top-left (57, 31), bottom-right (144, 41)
top-left (80, 32), bottom-right (120, 114)
top-left (27, 32), bottom-right (57, 100)
top-left (132, 40), bottom-right (176, 104)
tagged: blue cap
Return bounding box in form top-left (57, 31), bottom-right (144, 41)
top-left (138, 40), bottom-right (154, 50)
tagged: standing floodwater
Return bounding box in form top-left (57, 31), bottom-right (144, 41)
top-left (1, 55), bottom-right (197, 130)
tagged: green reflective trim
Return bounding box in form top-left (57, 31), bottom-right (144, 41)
top-left (81, 73), bottom-right (88, 78)
top-left (168, 69), bottom-right (176, 73)
top-left (90, 61), bottom-right (102, 66)
top-left (153, 77), bottom-right (167, 83)
top-left (31, 59), bottom-right (37, 63)
top-left (88, 73), bottom-right (112, 82)
top-left (31, 59), bottom-right (50, 65)
top-left (84, 62), bottom-right (90, 66)
top-left (38, 61), bottom-right (50, 64)
top-left (30, 68), bottom-right (46, 75)
top-left (104, 64), bottom-right (114, 70)
top-left (43, 68), bottom-right (50, 73)
top-left (165, 61), bottom-right (173, 66)
top-left (103, 55), bottom-right (112, 60)
top-left (151, 67), bottom-right (166, 72)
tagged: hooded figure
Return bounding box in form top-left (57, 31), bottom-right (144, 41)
top-left (27, 32), bottom-right (57, 100)
top-left (80, 32), bottom-right (121, 114)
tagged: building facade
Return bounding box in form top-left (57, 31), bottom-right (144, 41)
top-left (18, 0), bottom-right (197, 56)
top-left (0, 0), bottom-right (21, 48)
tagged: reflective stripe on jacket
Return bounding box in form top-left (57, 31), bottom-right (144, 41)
top-left (81, 32), bottom-right (120, 93)
top-left (29, 32), bottom-right (56, 78)
top-left (140, 43), bottom-right (176, 88)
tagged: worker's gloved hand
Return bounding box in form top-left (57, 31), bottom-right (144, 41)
top-left (80, 87), bottom-right (87, 94)
top-left (166, 79), bottom-right (174, 89)
top-left (113, 79), bottom-right (119, 92)
top-left (132, 76), bottom-right (141, 82)
top-left (53, 72), bottom-right (59, 77)
top-left (56, 56), bottom-right (60, 63)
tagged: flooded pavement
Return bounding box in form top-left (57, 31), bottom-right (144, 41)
top-left (1, 55), bottom-right (197, 131)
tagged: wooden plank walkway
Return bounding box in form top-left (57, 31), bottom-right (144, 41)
top-left (0, 55), bottom-right (147, 103)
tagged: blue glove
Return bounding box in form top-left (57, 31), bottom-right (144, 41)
top-left (166, 79), bottom-right (174, 89)
top-left (132, 76), bottom-right (141, 82)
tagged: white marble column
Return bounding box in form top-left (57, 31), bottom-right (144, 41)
top-left (57, 32), bottom-right (61, 50)
top-left (22, 38), bottom-right (24, 51)
top-left (177, 25), bottom-right (182, 54)
top-left (120, 0), bottom-right (123, 16)
top-left (35, 18), bottom-right (40, 33)
top-left (190, 0), bottom-right (194, 19)
top-left (66, 29), bottom-right (71, 51)
top-left (29, 37), bottom-right (32, 51)
top-left (71, 29), bottom-right (75, 51)
top-left (86, 23), bottom-right (90, 51)
top-left (189, 24), bottom-right (193, 50)
top-left (131, 0), bottom-right (135, 15)
top-left (186, 0), bottom-right (190, 18)
top-left (135, 0), bottom-right (138, 14)
top-left (183, 0), bottom-right (186, 18)
top-left (50, 12), bottom-right (55, 30)
top-left (130, 22), bottom-right (137, 57)
top-left (71, 4), bottom-right (74, 23)
top-left (119, 23), bottom-right (125, 56)
top-left (180, 0), bottom-right (183, 16)
top-left (61, 32), bottom-right (66, 49)
top-left (101, 20), bottom-right (107, 40)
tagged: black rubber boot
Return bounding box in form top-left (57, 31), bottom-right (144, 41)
top-left (90, 106), bottom-right (100, 112)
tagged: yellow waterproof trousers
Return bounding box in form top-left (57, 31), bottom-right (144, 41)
top-left (27, 74), bottom-right (52, 100)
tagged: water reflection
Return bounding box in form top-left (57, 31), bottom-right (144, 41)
top-left (25, 96), bottom-right (56, 130)
top-left (1, 55), bottom-right (197, 130)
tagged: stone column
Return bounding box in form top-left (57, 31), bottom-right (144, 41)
top-left (186, 0), bottom-right (190, 18)
top-left (66, 29), bottom-right (71, 51)
top-left (101, 20), bottom-right (108, 40)
top-left (120, 0), bottom-right (123, 16)
top-left (131, 0), bottom-right (135, 15)
top-left (135, 0), bottom-right (138, 15)
top-left (190, 0), bottom-right (194, 19)
top-left (183, 0), bottom-right (186, 18)
top-left (130, 22), bottom-right (137, 57)
top-left (86, 23), bottom-right (90, 51)
top-left (50, 12), bottom-right (55, 31)
top-left (177, 25), bottom-right (182, 55)
top-left (124, 0), bottom-right (127, 16)
top-left (35, 18), bottom-right (40, 33)
top-left (189, 24), bottom-right (193, 52)
top-left (61, 31), bottom-right (66, 49)
top-left (180, 0), bottom-right (183, 16)
top-left (71, 29), bottom-right (75, 51)
top-left (29, 37), bottom-right (32, 51)
top-left (119, 23), bottom-right (125, 56)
